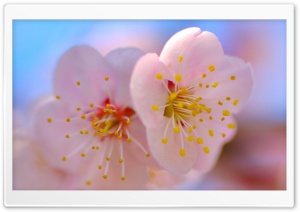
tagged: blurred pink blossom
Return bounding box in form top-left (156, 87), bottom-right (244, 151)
top-left (130, 27), bottom-right (254, 175)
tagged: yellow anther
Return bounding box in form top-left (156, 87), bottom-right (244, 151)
top-left (196, 97), bottom-right (202, 102)
top-left (199, 118), bottom-right (203, 122)
top-left (180, 149), bottom-right (186, 156)
top-left (218, 100), bottom-right (223, 106)
top-left (169, 92), bottom-right (177, 101)
top-left (209, 65), bottom-right (215, 72)
top-left (56, 95), bottom-right (60, 100)
top-left (66, 118), bottom-right (70, 122)
top-left (65, 134), bottom-right (70, 138)
top-left (161, 138), bottom-right (168, 144)
top-left (228, 123), bottom-right (235, 129)
top-left (208, 129), bottom-right (214, 137)
top-left (205, 84), bottom-right (209, 88)
top-left (174, 73), bottom-right (182, 82)
top-left (233, 99), bottom-right (239, 106)
top-left (192, 111), bottom-right (197, 117)
top-left (103, 175), bottom-right (108, 179)
top-left (117, 135), bottom-right (122, 140)
top-left (197, 138), bottom-right (203, 144)
top-left (47, 118), bottom-right (52, 123)
top-left (155, 73), bottom-right (163, 80)
top-left (80, 130), bottom-right (84, 134)
top-left (98, 165), bottom-right (102, 170)
top-left (178, 55), bottom-right (183, 62)
top-left (76, 107), bottom-right (81, 111)
top-left (92, 146), bottom-right (95, 150)
top-left (151, 105), bottom-right (159, 111)
top-left (178, 102), bottom-right (184, 108)
top-left (76, 81), bottom-right (81, 86)
top-left (226, 97), bottom-right (231, 101)
top-left (104, 76), bottom-right (109, 81)
top-left (198, 83), bottom-right (203, 87)
top-left (187, 136), bottom-right (194, 142)
top-left (230, 75), bottom-right (236, 80)
top-left (81, 153), bottom-right (85, 157)
top-left (96, 146), bottom-right (99, 150)
top-left (222, 133), bottom-right (226, 138)
top-left (84, 130), bottom-right (89, 134)
top-left (81, 114), bottom-right (86, 119)
top-left (106, 104), bottom-right (111, 108)
top-left (180, 87), bottom-right (187, 93)
top-left (127, 138), bottom-right (132, 142)
top-left (203, 146), bottom-right (210, 154)
top-left (146, 153), bottom-right (151, 157)
top-left (86, 181), bottom-right (91, 186)
top-left (206, 108), bottom-right (212, 113)
top-left (126, 119), bottom-right (131, 124)
top-left (62, 156), bottom-right (67, 161)
top-left (202, 74), bottom-right (207, 78)
top-left (106, 157), bottom-right (110, 161)
top-left (221, 117), bottom-right (225, 121)
top-left (212, 82), bottom-right (219, 88)
top-left (174, 126), bottom-right (180, 134)
top-left (222, 110), bottom-right (231, 116)
top-left (209, 116), bottom-right (213, 120)
top-left (118, 158), bottom-right (124, 163)
top-left (192, 125), bottom-right (197, 129)
top-left (187, 127), bottom-right (193, 133)
top-left (90, 103), bottom-right (94, 108)
top-left (121, 176), bottom-right (126, 181)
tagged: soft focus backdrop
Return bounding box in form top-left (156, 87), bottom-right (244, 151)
top-left (13, 20), bottom-right (286, 190)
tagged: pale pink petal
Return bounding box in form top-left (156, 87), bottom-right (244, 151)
top-left (53, 46), bottom-right (111, 107)
top-left (159, 27), bottom-right (224, 85)
top-left (192, 116), bottom-right (237, 174)
top-left (34, 100), bottom-right (97, 174)
top-left (105, 47), bottom-right (144, 108)
top-left (146, 117), bottom-right (198, 175)
top-left (196, 55), bottom-right (254, 113)
top-left (130, 53), bottom-right (170, 128)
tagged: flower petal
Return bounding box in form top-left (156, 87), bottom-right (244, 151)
top-left (146, 117), bottom-right (198, 175)
top-left (196, 55), bottom-right (254, 113)
top-left (130, 53), bottom-right (169, 128)
top-left (34, 100), bottom-right (97, 174)
top-left (159, 27), bottom-right (224, 85)
top-left (191, 115), bottom-right (237, 174)
top-left (53, 46), bottom-right (111, 107)
top-left (105, 47), bottom-right (144, 107)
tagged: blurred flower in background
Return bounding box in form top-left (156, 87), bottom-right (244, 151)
top-left (13, 20), bottom-right (286, 190)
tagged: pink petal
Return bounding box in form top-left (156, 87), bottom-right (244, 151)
top-left (197, 55), bottom-right (254, 113)
top-left (105, 47), bottom-right (144, 108)
top-left (34, 100), bottom-right (97, 174)
top-left (53, 46), bottom-right (111, 107)
top-left (159, 27), bottom-right (224, 85)
top-left (146, 118), bottom-right (198, 175)
top-left (192, 116), bottom-right (237, 174)
top-left (130, 53), bottom-right (170, 128)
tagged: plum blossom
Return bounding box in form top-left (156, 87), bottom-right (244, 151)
top-left (34, 46), bottom-right (152, 189)
top-left (130, 27), bottom-right (254, 175)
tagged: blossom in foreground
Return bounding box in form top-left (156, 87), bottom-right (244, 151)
top-left (34, 46), bottom-right (152, 189)
top-left (130, 27), bottom-right (254, 175)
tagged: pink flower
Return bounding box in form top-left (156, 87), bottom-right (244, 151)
top-left (34, 46), bottom-right (152, 189)
top-left (130, 27), bottom-right (254, 175)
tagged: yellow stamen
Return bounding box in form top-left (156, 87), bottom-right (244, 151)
top-left (202, 74), bottom-right (206, 78)
top-left (230, 75), bottom-right (236, 80)
top-left (203, 146), bottom-right (210, 154)
top-left (106, 157), bottom-right (110, 161)
top-left (76, 107), bottom-right (81, 111)
top-left (198, 83), bottom-right (203, 87)
top-left (121, 176), bottom-right (126, 181)
top-left (212, 82), bottom-right (219, 88)
top-left (84, 130), bottom-right (89, 134)
top-left (222, 133), bottom-right (226, 138)
top-left (151, 105), bottom-right (159, 111)
top-left (62, 156), bottom-right (67, 161)
top-left (174, 126), bottom-right (180, 134)
top-left (222, 110), bottom-right (230, 116)
top-left (178, 55), bottom-right (183, 62)
top-left (233, 99), bottom-right (239, 106)
top-left (192, 125), bottom-right (197, 129)
top-left (228, 123), bottom-right (235, 129)
top-left (118, 158), bottom-right (124, 163)
top-left (65, 134), bottom-right (70, 138)
top-left (103, 175), bottom-right (108, 179)
top-left (56, 95), bottom-right (60, 100)
top-left (98, 165), bottom-right (102, 170)
top-left (81, 115), bottom-right (86, 119)
top-left (155, 73), bottom-right (163, 80)
top-left (146, 153), bottom-right (150, 157)
top-left (86, 181), bottom-right (91, 186)
top-left (218, 101), bottom-right (223, 106)
top-left (175, 73), bottom-right (182, 82)
top-left (196, 138), bottom-right (203, 144)
top-left (169, 92), bottom-right (177, 101)
top-left (90, 103), bottom-right (94, 108)
top-left (80, 153), bottom-right (85, 157)
top-left (104, 76), bottom-right (109, 81)
top-left (199, 118), bottom-right (203, 122)
top-left (187, 127), bottom-right (193, 133)
top-left (80, 130), bottom-right (84, 134)
top-left (180, 149), bottom-right (186, 156)
top-left (226, 97), bottom-right (231, 101)
top-left (66, 118), bottom-right (70, 122)
top-left (209, 65), bottom-right (215, 72)
top-left (161, 138), bottom-right (168, 144)
top-left (187, 136), bottom-right (194, 142)
top-left (208, 129), bottom-right (214, 137)
top-left (76, 81), bottom-right (81, 86)
top-left (126, 119), bottom-right (131, 125)
top-left (47, 118), bottom-right (52, 123)
top-left (221, 117), bottom-right (225, 121)
top-left (127, 138), bottom-right (132, 142)
top-left (209, 116), bottom-right (213, 120)
top-left (205, 84), bottom-right (209, 88)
